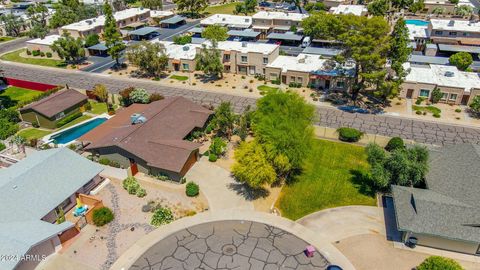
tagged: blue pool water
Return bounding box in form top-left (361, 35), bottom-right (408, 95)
top-left (405, 19), bottom-right (429, 26)
top-left (52, 117), bottom-right (107, 144)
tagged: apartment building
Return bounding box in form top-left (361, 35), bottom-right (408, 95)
top-left (428, 19), bottom-right (480, 46)
top-left (61, 8), bottom-right (151, 38)
top-left (251, 11), bottom-right (308, 38)
top-left (215, 41), bottom-right (280, 75)
top-left (400, 63), bottom-right (480, 105)
top-left (152, 40), bottom-right (200, 72)
top-left (329, 5), bottom-right (368, 16)
top-left (265, 53), bottom-right (355, 90)
top-left (200, 14), bottom-right (252, 30)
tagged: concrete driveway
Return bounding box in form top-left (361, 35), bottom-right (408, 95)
top-left (185, 157), bottom-right (254, 212)
top-left (298, 206), bottom-right (386, 242)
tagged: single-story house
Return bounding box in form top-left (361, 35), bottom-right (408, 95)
top-left (265, 53), bottom-right (355, 90)
top-left (26, 34), bottom-right (61, 58)
top-left (400, 63), bottom-right (480, 105)
top-left (0, 148), bottom-right (104, 270)
top-left (392, 144), bottom-right (480, 255)
top-left (19, 89), bottom-right (88, 129)
top-left (80, 97), bottom-right (213, 181)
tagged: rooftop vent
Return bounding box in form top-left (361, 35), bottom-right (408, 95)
top-left (242, 41), bottom-right (247, 47)
top-left (86, 20), bottom-right (93, 25)
top-left (131, 113), bottom-right (147, 125)
top-left (448, 20), bottom-right (455, 26)
top-left (222, 17), bottom-right (226, 21)
top-left (182, 45), bottom-right (190, 51)
top-left (245, 18), bottom-right (249, 22)
top-left (298, 56), bottom-right (306, 63)
top-left (444, 71), bottom-right (455, 77)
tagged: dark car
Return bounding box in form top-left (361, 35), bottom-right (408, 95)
top-left (327, 266), bottom-right (343, 270)
top-left (338, 105), bottom-right (369, 114)
top-left (259, 1), bottom-right (270, 7)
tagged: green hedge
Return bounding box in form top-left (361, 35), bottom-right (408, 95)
top-left (385, 137), bottom-right (404, 152)
top-left (185, 181), bottom-right (199, 197)
top-left (92, 207), bottom-right (114, 226)
top-left (337, 127), bottom-right (364, 142)
top-left (56, 112), bottom-right (82, 128)
top-left (0, 142), bottom-right (6, 152)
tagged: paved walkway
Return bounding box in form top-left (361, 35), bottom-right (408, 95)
top-left (110, 210), bottom-right (355, 270)
top-left (3, 61), bottom-right (480, 146)
top-left (297, 206), bottom-right (385, 242)
top-left (185, 157), bottom-right (254, 212)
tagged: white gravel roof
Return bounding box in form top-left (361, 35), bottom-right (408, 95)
top-left (202, 40), bottom-right (279, 54)
top-left (27, 34), bottom-right (61, 46)
top-left (150, 10), bottom-right (174, 18)
top-left (404, 63), bottom-right (480, 92)
top-left (407, 24), bottom-right (429, 40)
top-left (201, 14), bottom-right (252, 28)
top-left (252, 11), bottom-right (308, 22)
top-left (267, 53), bottom-right (329, 72)
top-left (152, 40), bottom-right (200, 60)
top-left (430, 19), bottom-right (480, 33)
top-left (61, 8), bottom-right (150, 32)
top-left (329, 5), bottom-right (367, 16)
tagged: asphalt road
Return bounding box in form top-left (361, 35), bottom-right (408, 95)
top-left (2, 61), bottom-right (480, 146)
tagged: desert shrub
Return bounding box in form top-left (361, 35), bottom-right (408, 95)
top-left (151, 207), bottom-right (174, 226)
top-left (385, 137), bottom-right (404, 152)
top-left (129, 88), bottom-right (150, 104)
top-left (185, 181), bottom-right (199, 197)
top-left (455, 108), bottom-right (461, 113)
top-left (119, 87), bottom-right (135, 106)
top-left (416, 110), bottom-right (422, 115)
top-left (415, 97), bottom-right (425, 105)
top-left (46, 52), bottom-right (52, 58)
top-left (149, 93), bottom-right (164, 103)
top-left (109, 160), bottom-right (121, 168)
top-left (208, 153), bottom-right (218, 162)
top-left (271, 79), bottom-right (281, 85)
top-left (32, 50), bottom-right (40, 56)
top-left (92, 207), bottom-right (114, 226)
top-left (40, 52), bottom-right (45, 57)
top-left (123, 176), bottom-right (140, 195)
top-left (417, 256), bottom-right (463, 270)
top-left (141, 204), bottom-right (152, 212)
top-left (337, 127), bottom-right (364, 142)
top-left (136, 187), bottom-right (147, 198)
top-left (26, 49), bottom-right (32, 55)
top-left (209, 137), bottom-right (226, 156)
top-left (68, 144), bottom-right (77, 151)
top-left (32, 121), bottom-right (39, 128)
top-left (0, 142), bottom-right (5, 152)
top-left (98, 158), bottom-right (110, 165)
top-left (433, 113), bottom-right (441, 118)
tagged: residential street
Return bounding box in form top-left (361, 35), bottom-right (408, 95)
top-left (2, 61), bottom-right (480, 146)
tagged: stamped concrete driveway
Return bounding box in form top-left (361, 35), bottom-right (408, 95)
top-left (185, 157), bottom-right (254, 212)
top-left (297, 206), bottom-right (385, 242)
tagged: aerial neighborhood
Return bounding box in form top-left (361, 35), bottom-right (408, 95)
top-left (0, 0), bottom-right (480, 269)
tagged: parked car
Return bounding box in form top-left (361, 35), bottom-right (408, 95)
top-left (327, 266), bottom-right (343, 270)
top-left (259, 1), bottom-right (270, 7)
top-left (301, 36), bottom-right (311, 48)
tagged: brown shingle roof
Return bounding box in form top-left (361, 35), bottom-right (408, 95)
top-left (80, 97), bottom-right (212, 173)
top-left (19, 89), bottom-right (87, 118)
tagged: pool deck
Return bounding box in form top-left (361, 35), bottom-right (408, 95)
top-left (42, 113), bottom-right (111, 147)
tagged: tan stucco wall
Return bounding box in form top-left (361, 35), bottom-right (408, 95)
top-left (400, 82), bottom-right (466, 104)
top-left (412, 233), bottom-right (479, 255)
top-left (265, 67), bottom-right (351, 90)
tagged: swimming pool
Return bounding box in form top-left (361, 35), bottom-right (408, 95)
top-left (405, 19), bottom-right (429, 26)
top-left (51, 117), bottom-right (107, 144)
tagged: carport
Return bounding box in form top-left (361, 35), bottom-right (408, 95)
top-left (227, 30), bottom-right (260, 41)
top-left (160, 15), bottom-right (186, 28)
top-left (128, 27), bottom-right (160, 41)
top-left (190, 27), bottom-right (204, 38)
top-left (87, 43), bottom-right (108, 57)
top-left (267, 32), bottom-right (303, 46)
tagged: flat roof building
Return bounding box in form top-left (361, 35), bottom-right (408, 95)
top-left (200, 14), bottom-right (252, 29)
top-left (428, 19), bottom-right (480, 46)
top-left (329, 5), bottom-right (368, 16)
top-left (151, 40), bottom-right (200, 72)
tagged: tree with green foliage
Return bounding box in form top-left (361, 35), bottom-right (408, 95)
top-left (449, 52), bottom-right (473, 71)
top-left (0, 118), bottom-right (19, 140)
top-left (253, 90), bottom-right (314, 174)
top-left (235, 0), bottom-right (256, 15)
top-left (141, 0), bottom-right (163, 10)
top-left (430, 87), bottom-right (443, 104)
top-left (302, 14), bottom-right (390, 99)
top-left (93, 84), bottom-right (109, 105)
top-left (92, 207), bottom-right (114, 226)
top-left (366, 143), bottom-right (429, 189)
top-left (202, 25), bottom-right (228, 42)
top-left (126, 41), bottom-right (169, 77)
top-left (385, 137), bottom-right (404, 152)
top-left (49, 0), bottom-right (98, 28)
top-left (209, 137), bottom-right (227, 156)
top-left (469, 95), bottom-right (480, 117)
top-left (173, 0), bottom-right (207, 17)
top-left (285, 0), bottom-right (303, 13)
top-left (129, 88), bottom-right (150, 104)
top-left (232, 141), bottom-right (277, 189)
top-left (408, 0), bottom-right (425, 13)
top-left (417, 256), bottom-right (464, 270)
top-left (51, 31), bottom-right (86, 64)
top-left (304, 2), bottom-right (326, 11)
top-left (26, 3), bottom-right (49, 38)
top-left (196, 42), bottom-right (224, 79)
top-left (389, 18), bottom-right (411, 81)
top-left (173, 34), bottom-right (192, 45)
top-left (455, 5), bottom-right (473, 16)
top-left (211, 102), bottom-right (237, 140)
top-left (449, 0), bottom-right (460, 4)
top-left (84, 33), bottom-right (100, 47)
top-left (103, 2), bottom-right (125, 66)
top-left (367, 0), bottom-right (389, 16)
top-left (0, 14), bottom-right (25, 37)
top-left (432, 7), bottom-right (445, 14)
top-left (391, 0), bottom-right (413, 10)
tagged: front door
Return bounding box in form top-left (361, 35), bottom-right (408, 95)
top-left (325, 80), bottom-right (330, 90)
top-left (173, 63), bottom-right (180, 71)
top-left (281, 75), bottom-right (287, 84)
top-left (129, 158), bottom-right (138, 176)
top-left (461, 95), bottom-right (470, 105)
top-left (406, 89), bottom-right (414, 99)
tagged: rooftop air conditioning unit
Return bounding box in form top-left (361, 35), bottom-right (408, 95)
top-left (86, 20), bottom-right (92, 25)
top-left (448, 20), bottom-right (455, 26)
top-left (131, 113), bottom-right (147, 125)
top-left (222, 18), bottom-right (226, 21)
top-left (183, 45), bottom-right (190, 51)
top-left (444, 71), bottom-right (455, 77)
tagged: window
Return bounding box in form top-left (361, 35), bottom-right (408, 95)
top-left (449, 31), bottom-right (457, 36)
top-left (241, 56), bottom-right (247, 63)
top-left (419, 89), bottom-right (430, 97)
top-left (263, 57), bottom-right (268, 64)
top-left (55, 112), bottom-right (65, 120)
top-left (435, 31), bottom-right (443, 35)
top-left (441, 92), bottom-right (448, 100)
top-left (449, 93), bottom-right (458, 101)
top-left (297, 77), bottom-right (303, 84)
top-left (224, 54), bottom-right (230, 61)
top-left (290, 76), bottom-right (295, 82)
top-left (336, 81), bottom-right (345, 88)
top-left (270, 73), bottom-right (278, 79)
top-left (182, 63), bottom-right (189, 70)
top-left (463, 32), bottom-right (469, 37)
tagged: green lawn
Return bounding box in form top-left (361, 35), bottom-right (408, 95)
top-left (88, 101), bottom-right (108, 115)
top-left (170, 75), bottom-right (189, 81)
top-left (17, 128), bottom-right (52, 140)
top-left (276, 139), bottom-right (377, 220)
top-left (0, 86), bottom-right (43, 108)
top-left (412, 105), bottom-right (441, 114)
top-left (204, 2), bottom-right (248, 15)
top-left (257, 85), bottom-right (279, 92)
top-left (0, 37), bottom-right (15, 43)
top-left (1, 49), bottom-right (66, 68)
top-left (59, 115), bottom-right (92, 130)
